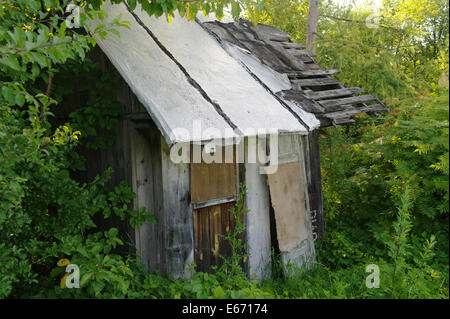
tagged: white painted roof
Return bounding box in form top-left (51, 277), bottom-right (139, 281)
top-left (94, 3), bottom-right (317, 145)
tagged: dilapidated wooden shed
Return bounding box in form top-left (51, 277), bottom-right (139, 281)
top-left (80, 2), bottom-right (387, 280)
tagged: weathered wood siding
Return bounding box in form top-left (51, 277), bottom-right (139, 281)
top-left (194, 201), bottom-right (247, 273)
top-left (75, 118), bottom-right (135, 256)
top-left (131, 125), bottom-right (164, 273)
top-left (131, 126), bottom-right (194, 278)
top-left (189, 144), bottom-right (248, 274)
top-left (63, 48), bottom-right (143, 255)
top-left (304, 130), bottom-right (324, 241)
top-left (160, 137), bottom-right (194, 278)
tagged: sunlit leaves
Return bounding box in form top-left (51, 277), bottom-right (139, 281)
top-left (127, 0), bottom-right (137, 11)
top-left (244, 0), bottom-right (308, 40)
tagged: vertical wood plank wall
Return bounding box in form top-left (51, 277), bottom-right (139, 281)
top-left (160, 138), bottom-right (194, 278)
top-left (131, 126), bottom-right (165, 274)
top-left (75, 118), bottom-right (135, 256)
top-left (64, 48), bottom-right (143, 256)
top-left (131, 121), bottom-right (194, 279)
top-left (98, 48), bottom-right (194, 278)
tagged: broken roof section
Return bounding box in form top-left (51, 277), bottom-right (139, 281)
top-left (94, 3), bottom-right (316, 146)
top-left (202, 19), bottom-right (388, 127)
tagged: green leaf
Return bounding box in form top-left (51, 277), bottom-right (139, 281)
top-left (15, 94), bottom-right (25, 107)
top-left (231, 2), bottom-right (242, 19)
top-left (257, 1), bottom-right (265, 12)
top-left (92, 280), bottom-right (105, 296)
top-left (0, 55), bottom-right (21, 71)
top-left (127, 0), bottom-right (137, 11)
top-left (80, 273), bottom-right (93, 287)
top-left (110, 29), bottom-right (120, 38)
top-left (9, 28), bottom-right (27, 47)
top-left (213, 286), bottom-right (225, 298)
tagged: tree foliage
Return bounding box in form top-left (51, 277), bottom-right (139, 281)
top-left (250, 0), bottom-right (449, 298)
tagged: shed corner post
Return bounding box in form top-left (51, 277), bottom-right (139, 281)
top-left (244, 137), bottom-right (273, 281)
top-left (160, 136), bottom-right (195, 279)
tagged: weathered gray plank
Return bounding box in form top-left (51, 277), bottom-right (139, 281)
top-left (282, 42), bottom-right (307, 50)
top-left (332, 118), bottom-right (356, 125)
top-left (302, 62), bottom-right (323, 70)
top-left (203, 22), bottom-right (239, 45)
top-left (278, 90), bottom-right (326, 113)
top-left (293, 49), bottom-right (315, 57)
top-left (287, 69), bottom-right (340, 79)
top-left (324, 103), bottom-right (388, 119)
top-left (160, 137), bottom-right (194, 279)
top-left (291, 77), bottom-right (340, 88)
top-left (303, 132), bottom-right (324, 241)
top-left (245, 138), bottom-right (272, 281)
top-left (132, 126), bottom-right (165, 274)
top-left (240, 38), bottom-right (266, 46)
top-left (291, 49), bottom-right (316, 63)
top-left (268, 42), bottom-right (305, 71)
top-left (319, 94), bottom-right (377, 108)
top-left (295, 54), bottom-right (315, 63)
top-left (304, 87), bottom-right (364, 100)
top-left (255, 23), bottom-right (292, 42)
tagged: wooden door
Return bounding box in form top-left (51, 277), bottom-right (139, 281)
top-left (264, 135), bottom-right (316, 274)
top-left (193, 202), bottom-right (247, 272)
top-left (190, 145), bottom-right (246, 273)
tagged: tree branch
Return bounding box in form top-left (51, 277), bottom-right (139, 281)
top-left (0, 40), bottom-right (75, 57)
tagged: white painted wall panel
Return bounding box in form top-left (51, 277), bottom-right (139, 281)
top-left (245, 138), bottom-right (272, 281)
